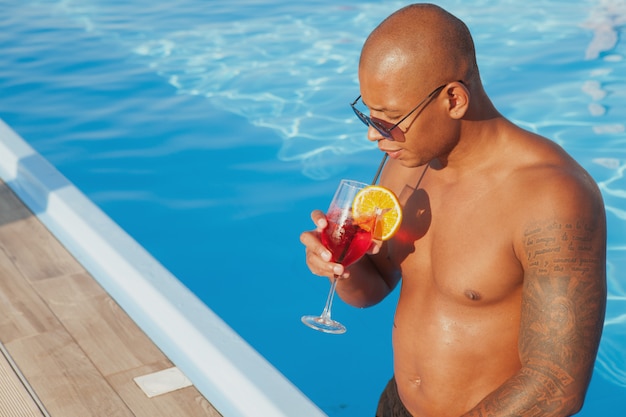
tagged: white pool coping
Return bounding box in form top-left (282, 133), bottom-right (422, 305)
top-left (0, 118), bottom-right (326, 417)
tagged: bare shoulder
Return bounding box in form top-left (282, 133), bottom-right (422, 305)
top-left (503, 132), bottom-right (606, 268)
top-left (509, 133), bottom-right (605, 228)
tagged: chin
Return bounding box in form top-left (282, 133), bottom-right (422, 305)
top-left (399, 157), bottom-right (426, 168)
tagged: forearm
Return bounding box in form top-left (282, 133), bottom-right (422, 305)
top-left (461, 365), bottom-right (587, 417)
top-left (335, 253), bottom-right (399, 308)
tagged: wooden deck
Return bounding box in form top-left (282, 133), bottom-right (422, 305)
top-left (0, 181), bottom-right (222, 417)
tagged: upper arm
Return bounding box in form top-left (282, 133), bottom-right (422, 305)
top-left (515, 170), bottom-right (607, 408)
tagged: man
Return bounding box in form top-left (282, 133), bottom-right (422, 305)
top-left (300, 3), bottom-right (607, 417)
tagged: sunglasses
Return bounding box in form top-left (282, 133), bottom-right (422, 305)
top-left (350, 83), bottom-right (451, 141)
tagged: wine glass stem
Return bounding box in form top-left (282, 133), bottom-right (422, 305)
top-left (319, 276), bottom-right (339, 322)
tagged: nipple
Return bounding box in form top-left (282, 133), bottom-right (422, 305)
top-left (465, 289), bottom-right (482, 301)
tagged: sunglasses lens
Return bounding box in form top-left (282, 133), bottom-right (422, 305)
top-left (372, 121), bottom-right (392, 138)
top-left (351, 101), bottom-right (395, 140)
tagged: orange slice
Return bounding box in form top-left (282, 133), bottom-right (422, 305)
top-left (352, 185), bottom-right (402, 241)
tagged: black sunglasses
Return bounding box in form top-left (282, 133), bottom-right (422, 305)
top-left (350, 82), bottom-right (454, 140)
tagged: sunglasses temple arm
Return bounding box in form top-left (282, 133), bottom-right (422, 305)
top-left (371, 153), bottom-right (389, 185)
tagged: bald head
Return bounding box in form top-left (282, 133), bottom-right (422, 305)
top-left (361, 4), bottom-right (478, 93)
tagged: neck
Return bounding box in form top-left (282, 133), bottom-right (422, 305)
top-left (433, 95), bottom-right (506, 176)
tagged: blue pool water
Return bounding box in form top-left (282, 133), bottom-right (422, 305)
top-left (1, 0), bottom-right (625, 415)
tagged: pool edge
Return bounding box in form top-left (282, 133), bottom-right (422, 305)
top-left (0, 118), bottom-right (326, 417)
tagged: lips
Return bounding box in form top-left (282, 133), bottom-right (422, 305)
top-left (379, 147), bottom-right (402, 159)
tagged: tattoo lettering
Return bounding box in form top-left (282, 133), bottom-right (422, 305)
top-left (524, 220), bottom-right (602, 278)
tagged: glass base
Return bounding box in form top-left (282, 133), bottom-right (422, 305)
top-left (301, 314), bottom-right (346, 334)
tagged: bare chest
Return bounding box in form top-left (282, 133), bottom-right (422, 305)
top-left (387, 183), bottom-right (524, 304)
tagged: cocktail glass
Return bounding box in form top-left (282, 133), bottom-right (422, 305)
top-left (301, 179), bottom-right (374, 334)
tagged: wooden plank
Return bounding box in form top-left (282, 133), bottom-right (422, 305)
top-left (31, 272), bottom-right (167, 377)
top-left (0, 249), bottom-right (62, 343)
top-left (0, 183), bottom-right (84, 282)
top-left (0, 182), bottom-right (32, 226)
top-left (5, 330), bottom-right (135, 417)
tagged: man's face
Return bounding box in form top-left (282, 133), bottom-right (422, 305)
top-left (357, 69), bottom-right (454, 167)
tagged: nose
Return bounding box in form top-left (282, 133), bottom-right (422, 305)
top-left (366, 124), bottom-right (387, 142)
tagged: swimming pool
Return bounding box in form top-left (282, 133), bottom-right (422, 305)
top-left (0, 0), bottom-right (625, 415)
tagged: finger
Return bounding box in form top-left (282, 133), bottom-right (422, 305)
top-left (310, 209), bottom-right (327, 231)
top-left (304, 246), bottom-right (337, 277)
top-left (368, 239), bottom-right (383, 255)
top-left (300, 231), bottom-right (331, 260)
top-left (332, 263), bottom-right (346, 277)
top-left (301, 230), bottom-right (334, 270)
top-left (304, 245), bottom-right (348, 280)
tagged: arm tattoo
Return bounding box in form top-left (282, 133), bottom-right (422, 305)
top-left (464, 219), bottom-right (606, 417)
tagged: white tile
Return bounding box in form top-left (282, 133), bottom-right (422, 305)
top-left (133, 367), bottom-right (193, 398)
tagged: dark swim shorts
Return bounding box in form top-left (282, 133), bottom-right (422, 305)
top-left (376, 377), bottom-right (413, 417)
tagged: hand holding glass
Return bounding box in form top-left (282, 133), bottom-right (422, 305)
top-left (301, 179), bottom-right (375, 334)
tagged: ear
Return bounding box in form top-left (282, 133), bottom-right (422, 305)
top-left (445, 81), bottom-right (469, 120)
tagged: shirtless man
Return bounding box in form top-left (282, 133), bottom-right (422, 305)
top-left (300, 4), bottom-right (607, 417)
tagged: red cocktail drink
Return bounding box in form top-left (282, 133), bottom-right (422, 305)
top-left (321, 211), bottom-right (373, 267)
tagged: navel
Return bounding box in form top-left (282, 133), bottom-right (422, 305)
top-left (464, 289), bottom-right (482, 301)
